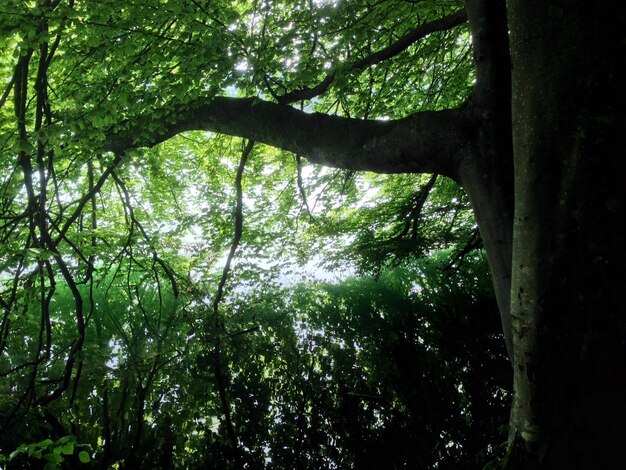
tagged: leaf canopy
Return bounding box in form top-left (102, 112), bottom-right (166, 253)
top-left (0, 0), bottom-right (509, 467)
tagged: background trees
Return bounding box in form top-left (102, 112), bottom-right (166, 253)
top-left (2, 248), bottom-right (511, 468)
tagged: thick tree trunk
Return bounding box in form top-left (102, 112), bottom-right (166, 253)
top-left (460, 163), bottom-right (514, 360)
top-left (506, 0), bottom-right (626, 467)
top-left (461, 0), bottom-right (515, 360)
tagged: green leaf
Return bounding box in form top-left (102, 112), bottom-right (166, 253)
top-left (44, 452), bottom-right (63, 464)
top-left (78, 451), bottom-right (91, 463)
top-left (61, 443), bottom-right (75, 455)
top-left (38, 439), bottom-right (54, 449)
top-left (17, 139), bottom-right (35, 153)
top-left (9, 447), bottom-right (25, 460)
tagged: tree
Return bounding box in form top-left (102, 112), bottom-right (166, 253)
top-left (1, 0), bottom-right (624, 466)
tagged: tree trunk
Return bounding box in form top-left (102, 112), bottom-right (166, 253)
top-left (461, 0), bottom-right (515, 360)
top-left (506, 0), bottom-right (626, 467)
top-left (460, 162), bottom-right (514, 360)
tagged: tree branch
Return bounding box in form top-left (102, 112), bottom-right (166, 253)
top-left (278, 10), bottom-right (468, 104)
top-left (105, 97), bottom-right (474, 179)
top-left (213, 139), bottom-right (254, 317)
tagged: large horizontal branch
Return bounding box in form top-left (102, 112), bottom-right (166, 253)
top-left (278, 9), bottom-right (468, 104)
top-left (105, 96), bottom-right (475, 177)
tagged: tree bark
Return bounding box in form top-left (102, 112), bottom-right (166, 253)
top-left (506, 0), bottom-right (626, 466)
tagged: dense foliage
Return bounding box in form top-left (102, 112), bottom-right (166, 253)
top-left (0, 0), bottom-right (512, 467)
top-left (2, 252), bottom-right (510, 468)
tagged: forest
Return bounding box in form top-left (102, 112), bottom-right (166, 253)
top-left (1, 0), bottom-right (625, 468)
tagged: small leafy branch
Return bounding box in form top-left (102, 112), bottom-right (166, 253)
top-left (2, 435), bottom-right (91, 469)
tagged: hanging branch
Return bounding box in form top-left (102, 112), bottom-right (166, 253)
top-left (408, 173), bottom-right (438, 239)
top-left (295, 102), bottom-right (314, 220)
top-left (358, 173), bottom-right (438, 251)
top-left (110, 170), bottom-right (180, 297)
top-left (84, 160), bottom-right (98, 283)
top-left (0, 75), bottom-right (14, 111)
top-left (296, 156), bottom-right (314, 218)
top-left (210, 139), bottom-right (254, 465)
top-left (442, 228), bottom-right (483, 273)
top-left (53, 153), bottom-right (124, 246)
top-left (212, 139), bottom-right (255, 318)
